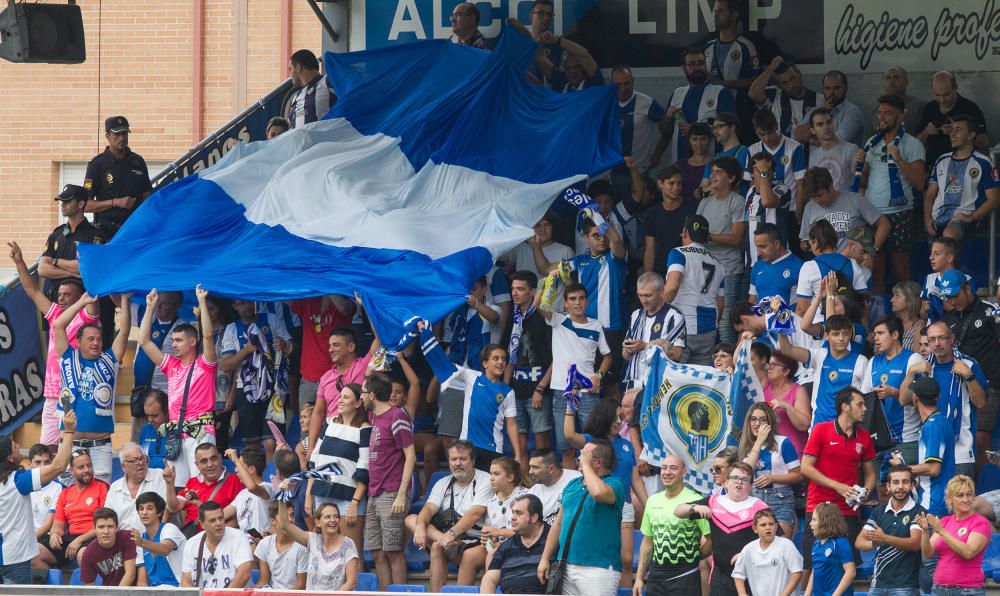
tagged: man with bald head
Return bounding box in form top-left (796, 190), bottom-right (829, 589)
top-left (866, 66), bottom-right (925, 136)
top-left (917, 71), bottom-right (988, 165)
top-left (448, 2), bottom-right (492, 49)
top-left (633, 455), bottom-right (709, 596)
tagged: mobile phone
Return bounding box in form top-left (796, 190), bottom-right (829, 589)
top-left (247, 528), bottom-right (263, 540)
top-left (60, 394), bottom-right (72, 413)
top-left (987, 450), bottom-right (1000, 461)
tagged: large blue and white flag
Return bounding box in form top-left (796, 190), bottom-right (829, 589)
top-left (637, 340), bottom-right (763, 493)
top-left (77, 29), bottom-right (621, 347)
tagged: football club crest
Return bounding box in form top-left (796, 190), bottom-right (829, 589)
top-left (495, 393), bottom-right (505, 404)
top-left (782, 269), bottom-right (790, 278)
top-left (667, 384), bottom-right (728, 465)
top-left (970, 167), bottom-right (980, 178)
top-left (105, 172), bottom-right (114, 184)
top-left (730, 50), bottom-right (740, 61)
top-left (958, 527), bottom-right (969, 536)
top-left (880, 373), bottom-right (888, 384)
top-left (828, 370), bottom-right (839, 382)
top-left (652, 322), bottom-right (662, 333)
top-left (706, 98), bottom-right (715, 109)
top-left (781, 155), bottom-right (790, 165)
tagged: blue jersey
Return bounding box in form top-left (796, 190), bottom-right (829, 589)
top-left (138, 423), bottom-right (166, 469)
top-left (58, 348), bottom-right (117, 434)
top-left (931, 357), bottom-right (987, 465)
top-left (584, 434), bottom-right (637, 503)
top-left (918, 410), bottom-right (955, 516)
top-left (747, 136), bottom-right (806, 209)
top-left (810, 537), bottom-right (855, 596)
top-left (704, 36), bottom-right (760, 86)
top-left (568, 251), bottom-right (627, 331)
top-left (705, 144), bottom-right (751, 180)
top-left (616, 92), bottom-right (666, 173)
top-left (141, 523), bottom-right (184, 586)
top-left (753, 435), bottom-right (801, 477)
top-left (806, 347), bottom-right (868, 426)
top-left (666, 83), bottom-right (735, 163)
top-left (922, 270), bottom-right (976, 323)
top-left (453, 369), bottom-right (517, 454)
top-left (862, 350), bottom-right (924, 442)
top-left (928, 151), bottom-right (999, 226)
top-left (748, 251), bottom-right (802, 303)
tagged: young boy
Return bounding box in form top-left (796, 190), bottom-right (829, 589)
top-left (254, 501), bottom-right (307, 590)
top-left (733, 509), bottom-right (803, 596)
top-left (922, 236), bottom-right (974, 323)
top-left (535, 278), bottom-right (612, 468)
top-left (29, 444), bottom-right (63, 561)
top-left (133, 492), bottom-right (186, 587)
top-left (224, 447), bottom-right (275, 541)
top-left (779, 313), bottom-right (867, 426)
top-left (79, 508), bottom-right (138, 586)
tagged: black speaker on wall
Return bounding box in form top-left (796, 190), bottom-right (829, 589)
top-left (0, 2), bottom-right (85, 64)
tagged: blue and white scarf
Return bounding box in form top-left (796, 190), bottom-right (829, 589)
top-left (563, 187), bottom-right (610, 235)
top-left (508, 304), bottom-right (535, 365)
top-left (854, 125), bottom-right (907, 207)
top-left (751, 296), bottom-right (796, 335)
top-left (562, 364), bottom-right (594, 412)
top-left (275, 463), bottom-right (343, 503)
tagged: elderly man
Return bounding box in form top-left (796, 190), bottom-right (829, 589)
top-left (794, 70), bottom-right (864, 147)
top-left (866, 66), bottom-right (926, 136)
top-left (917, 71), bottom-right (989, 165)
top-left (405, 440), bottom-right (493, 592)
top-left (622, 272), bottom-right (685, 391)
top-left (105, 443), bottom-right (167, 532)
top-left (448, 2), bottom-right (492, 49)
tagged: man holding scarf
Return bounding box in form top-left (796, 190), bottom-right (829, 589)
top-left (853, 95), bottom-right (926, 298)
top-left (902, 321), bottom-right (986, 479)
top-left (504, 271), bottom-right (553, 466)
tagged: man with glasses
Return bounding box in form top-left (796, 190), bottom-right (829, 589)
top-left (664, 47), bottom-right (735, 166)
top-left (105, 443), bottom-right (167, 532)
top-left (705, 113), bottom-right (749, 183)
top-left (448, 2), bottom-right (492, 49)
top-left (674, 461), bottom-right (769, 596)
top-left (900, 320), bottom-right (986, 479)
top-left (800, 387), bottom-right (877, 582)
top-left (180, 501), bottom-right (253, 588)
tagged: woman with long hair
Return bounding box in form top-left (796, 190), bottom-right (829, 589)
top-left (762, 350), bottom-right (811, 455)
top-left (564, 397), bottom-right (645, 587)
top-left (278, 499), bottom-right (358, 591)
top-left (891, 281), bottom-right (924, 351)
top-left (711, 446), bottom-right (740, 495)
top-left (307, 383), bottom-right (370, 559)
top-left (919, 475), bottom-right (990, 595)
top-left (456, 456), bottom-right (528, 586)
top-left (805, 502), bottom-right (856, 596)
top-left (738, 402), bottom-right (802, 537)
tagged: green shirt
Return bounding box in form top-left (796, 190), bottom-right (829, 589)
top-left (640, 487), bottom-right (710, 581)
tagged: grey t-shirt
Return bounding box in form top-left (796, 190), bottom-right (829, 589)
top-left (696, 191), bottom-right (747, 276)
top-left (809, 140), bottom-right (859, 193)
top-left (799, 190), bottom-right (882, 249)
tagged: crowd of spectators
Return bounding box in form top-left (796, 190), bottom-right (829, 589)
top-left (4, 0), bottom-right (1000, 594)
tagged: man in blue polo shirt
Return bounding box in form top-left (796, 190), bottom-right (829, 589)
top-left (748, 223), bottom-right (802, 304)
top-left (856, 465), bottom-right (924, 596)
top-left (896, 376), bottom-right (955, 517)
top-left (138, 390), bottom-right (168, 470)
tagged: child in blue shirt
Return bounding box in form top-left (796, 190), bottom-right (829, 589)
top-left (806, 502), bottom-right (856, 596)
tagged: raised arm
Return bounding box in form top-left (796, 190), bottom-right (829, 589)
top-left (111, 293), bottom-right (133, 362)
top-left (54, 293), bottom-right (98, 356)
top-left (196, 285), bottom-right (216, 363)
top-left (394, 352), bottom-right (422, 419)
top-left (40, 410), bottom-right (77, 485)
top-left (138, 289), bottom-right (166, 367)
top-left (276, 487), bottom-right (313, 547)
top-left (580, 444), bottom-right (617, 504)
top-left (7, 241), bottom-right (52, 313)
top-left (748, 56), bottom-right (781, 105)
top-left (563, 407), bottom-right (587, 449)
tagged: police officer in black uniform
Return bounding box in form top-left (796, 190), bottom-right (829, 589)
top-left (38, 184), bottom-right (104, 301)
top-left (83, 115), bottom-right (153, 239)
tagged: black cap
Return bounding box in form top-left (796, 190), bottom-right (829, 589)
top-left (684, 214), bottom-right (710, 243)
top-left (909, 376), bottom-right (940, 402)
top-left (104, 115), bottom-right (130, 133)
top-left (688, 121), bottom-right (712, 138)
top-left (55, 184), bottom-right (87, 202)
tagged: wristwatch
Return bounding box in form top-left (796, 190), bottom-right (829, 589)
top-left (964, 374), bottom-right (977, 383)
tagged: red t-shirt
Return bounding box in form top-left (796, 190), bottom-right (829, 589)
top-left (54, 480), bottom-right (109, 535)
top-left (182, 471), bottom-right (244, 524)
top-left (803, 420), bottom-right (876, 516)
top-left (79, 530), bottom-right (136, 585)
top-left (292, 298), bottom-right (353, 382)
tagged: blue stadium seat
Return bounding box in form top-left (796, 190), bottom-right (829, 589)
top-left (45, 569), bottom-right (62, 585)
top-left (357, 572), bottom-right (379, 591)
top-left (363, 549), bottom-right (375, 569)
top-left (263, 460), bottom-right (276, 484)
top-left (250, 568), bottom-right (259, 585)
top-left (110, 458), bottom-right (123, 483)
top-left (69, 568), bottom-right (101, 586)
top-left (980, 533), bottom-right (1000, 576)
top-left (442, 586), bottom-right (479, 593)
top-left (387, 584), bottom-right (427, 592)
top-left (855, 547), bottom-right (876, 579)
top-left (405, 537), bottom-right (430, 572)
top-left (411, 470), bottom-right (449, 514)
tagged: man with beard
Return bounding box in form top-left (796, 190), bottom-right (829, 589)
top-left (866, 66), bottom-right (925, 137)
top-left (856, 465), bottom-right (925, 596)
top-left (795, 71), bottom-right (864, 147)
top-left (749, 57), bottom-right (821, 139)
top-left (664, 47), bottom-right (735, 165)
top-left (704, 0), bottom-right (760, 96)
top-left (856, 95), bottom-right (926, 296)
top-left (447, 3), bottom-right (492, 49)
top-left (527, 449), bottom-right (581, 525)
top-left (480, 494), bottom-right (549, 594)
top-left (808, 107), bottom-right (859, 193)
top-left (7, 241), bottom-right (99, 449)
top-left (48, 450), bottom-right (109, 565)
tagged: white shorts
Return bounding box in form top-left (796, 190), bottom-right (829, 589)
top-left (622, 501), bottom-right (635, 525)
top-left (171, 434), bottom-right (215, 486)
top-left (40, 398), bottom-right (61, 445)
top-left (564, 563), bottom-right (621, 596)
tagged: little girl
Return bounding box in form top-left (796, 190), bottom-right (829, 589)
top-left (805, 502), bottom-right (856, 596)
top-left (295, 402), bottom-right (314, 471)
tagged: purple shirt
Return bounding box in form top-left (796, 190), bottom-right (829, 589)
top-left (367, 406), bottom-right (414, 497)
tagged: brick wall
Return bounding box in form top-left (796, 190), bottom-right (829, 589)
top-left (0, 1), bottom-right (323, 255)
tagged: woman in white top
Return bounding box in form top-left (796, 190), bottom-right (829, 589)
top-left (277, 495), bottom-right (358, 591)
top-left (738, 402), bottom-right (802, 537)
top-left (457, 455), bottom-right (528, 586)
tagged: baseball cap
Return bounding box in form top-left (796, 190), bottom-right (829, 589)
top-left (845, 226), bottom-right (876, 255)
top-left (909, 376), bottom-right (940, 401)
top-left (105, 116), bottom-right (130, 134)
top-left (55, 184), bottom-right (87, 202)
top-left (684, 214), bottom-right (710, 243)
top-left (688, 121), bottom-right (712, 138)
top-left (708, 113), bottom-right (739, 128)
top-left (934, 269), bottom-right (966, 297)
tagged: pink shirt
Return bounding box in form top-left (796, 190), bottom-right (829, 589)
top-left (763, 382), bottom-right (807, 456)
top-left (161, 354), bottom-right (218, 425)
top-left (317, 351), bottom-right (373, 420)
top-left (44, 304), bottom-right (99, 399)
top-left (933, 512), bottom-right (990, 587)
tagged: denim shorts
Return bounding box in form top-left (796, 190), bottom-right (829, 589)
top-left (751, 486), bottom-right (796, 524)
top-left (931, 586), bottom-right (986, 596)
top-left (513, 389), bottom-right (553, 434)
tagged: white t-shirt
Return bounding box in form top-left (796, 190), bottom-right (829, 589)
top-left (732, 536), bottom-right (803, 595)
top-left (232, 483), bottom-right (275, 536)
top-left (486, 486), bottom-right (529, 530)
top-left (254, 534), bottom-right (308, 590)
top-left (105, 469), bottom-right (168, 532)
top-left (0, 468), bottom-right (42, 565)
top-left (306, 534), bottom-right (359, 592)
top-left (31, 480), bottom-right (63, 531)
top-left (528, 469), bottom-right (582, 525)
top-left (136, 522), bottom-right (186, 587)
top-left (427, 469), bottom-right (494, 521)
top-left (548, 312), bottom-right (610, 391)
top-left (503, 241), bottom-right (575, 280)
top-left (809, 140), bottom-right (859, 193)
top-left (181, 527), bottom-right (253, 589)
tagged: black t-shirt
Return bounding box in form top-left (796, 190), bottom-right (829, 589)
top-left (41, 220), bottom-right (105, 300)
top-left (510, 309), bottom-right (552, 399)
top-left (84, 147), bottom-right (153, 226)
top-left (942, 298), bottom-right (1000, 387)
top-left (644, 199), bottom-right (696, 274)
top-left (917, 94), bottom-right (987, 165)
top-left (692, 495), bottom-right (761, 589)
top-left (488, 525), bottom-right (549, 594)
